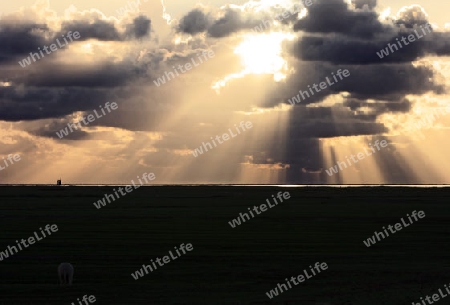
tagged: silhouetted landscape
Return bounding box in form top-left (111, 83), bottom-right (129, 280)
top-left (1, 186), bottom-right (449, 304)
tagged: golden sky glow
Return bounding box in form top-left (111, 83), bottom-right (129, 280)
top-left (1, 0), bottom-right (450, 184)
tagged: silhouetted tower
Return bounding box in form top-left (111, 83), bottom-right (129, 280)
top-left (57, 179), bottom-right (61, 185)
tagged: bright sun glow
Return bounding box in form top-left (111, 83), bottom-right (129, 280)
top-left (235, 34), bottom-right (287, 75)
top-left (212, 32), bottom-right (294, 92)
top-left (379, 7), bottom-right (391, 20)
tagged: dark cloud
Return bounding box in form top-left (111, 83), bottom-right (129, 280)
top-left (427, 32), bottom-right (450, 56)
top-left (177, 9), bottom-right (211, 35)
top-left (125, 16), bottom-right (151, 39)
top-left (281, 0), bottom-right (446, 116)
top-left (0, 22), bottom-right (50, 63)
top-left (292, 120), bottom-right (387, 138)
top-left (291, 32), bottom-right (428, 64)
top-left (0, 86), bottom-right (117, 121)
top-left (343, 98), bottom-right (411, 115)
top-left (352, 0), bottom-right (377, 9)
top-left (59, 19), bottom-right (122, 41)
top-left (293, 0), bottom-right (387, 39)
top-left (60, 16), bottom-right (151, 41)
top-left (285, 106), bottom-right (388, 138)
top-left (207, 8), bottom-right (253, 38)
top-left (0, 16), bottom-right (151, 66)
top-left (290, 7), bottom-right (450, 65)
top-left (341, 64), bottom-right (443, 101)
top-left (0, 12), bottom-right (155, 124)
top-left (29, 120), bottom-right (90, 140)
top-left (13, 61), bottom-right (145, 87)
top-left (177, 7), bottom-right (272, 37)
top-left (265, 61), bottom-right (442, 110)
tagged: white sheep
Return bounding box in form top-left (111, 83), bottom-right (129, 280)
top-left (58, 263), bottom-right (74, 285)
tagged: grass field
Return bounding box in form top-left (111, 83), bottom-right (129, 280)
top-left (0, 186), bottom-right (449, 304)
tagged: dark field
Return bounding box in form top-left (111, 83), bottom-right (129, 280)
top-left (0, 186), bottom-right (449, 305)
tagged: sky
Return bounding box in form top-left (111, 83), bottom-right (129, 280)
top-left (1, 0), bottom-right (450, 184)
